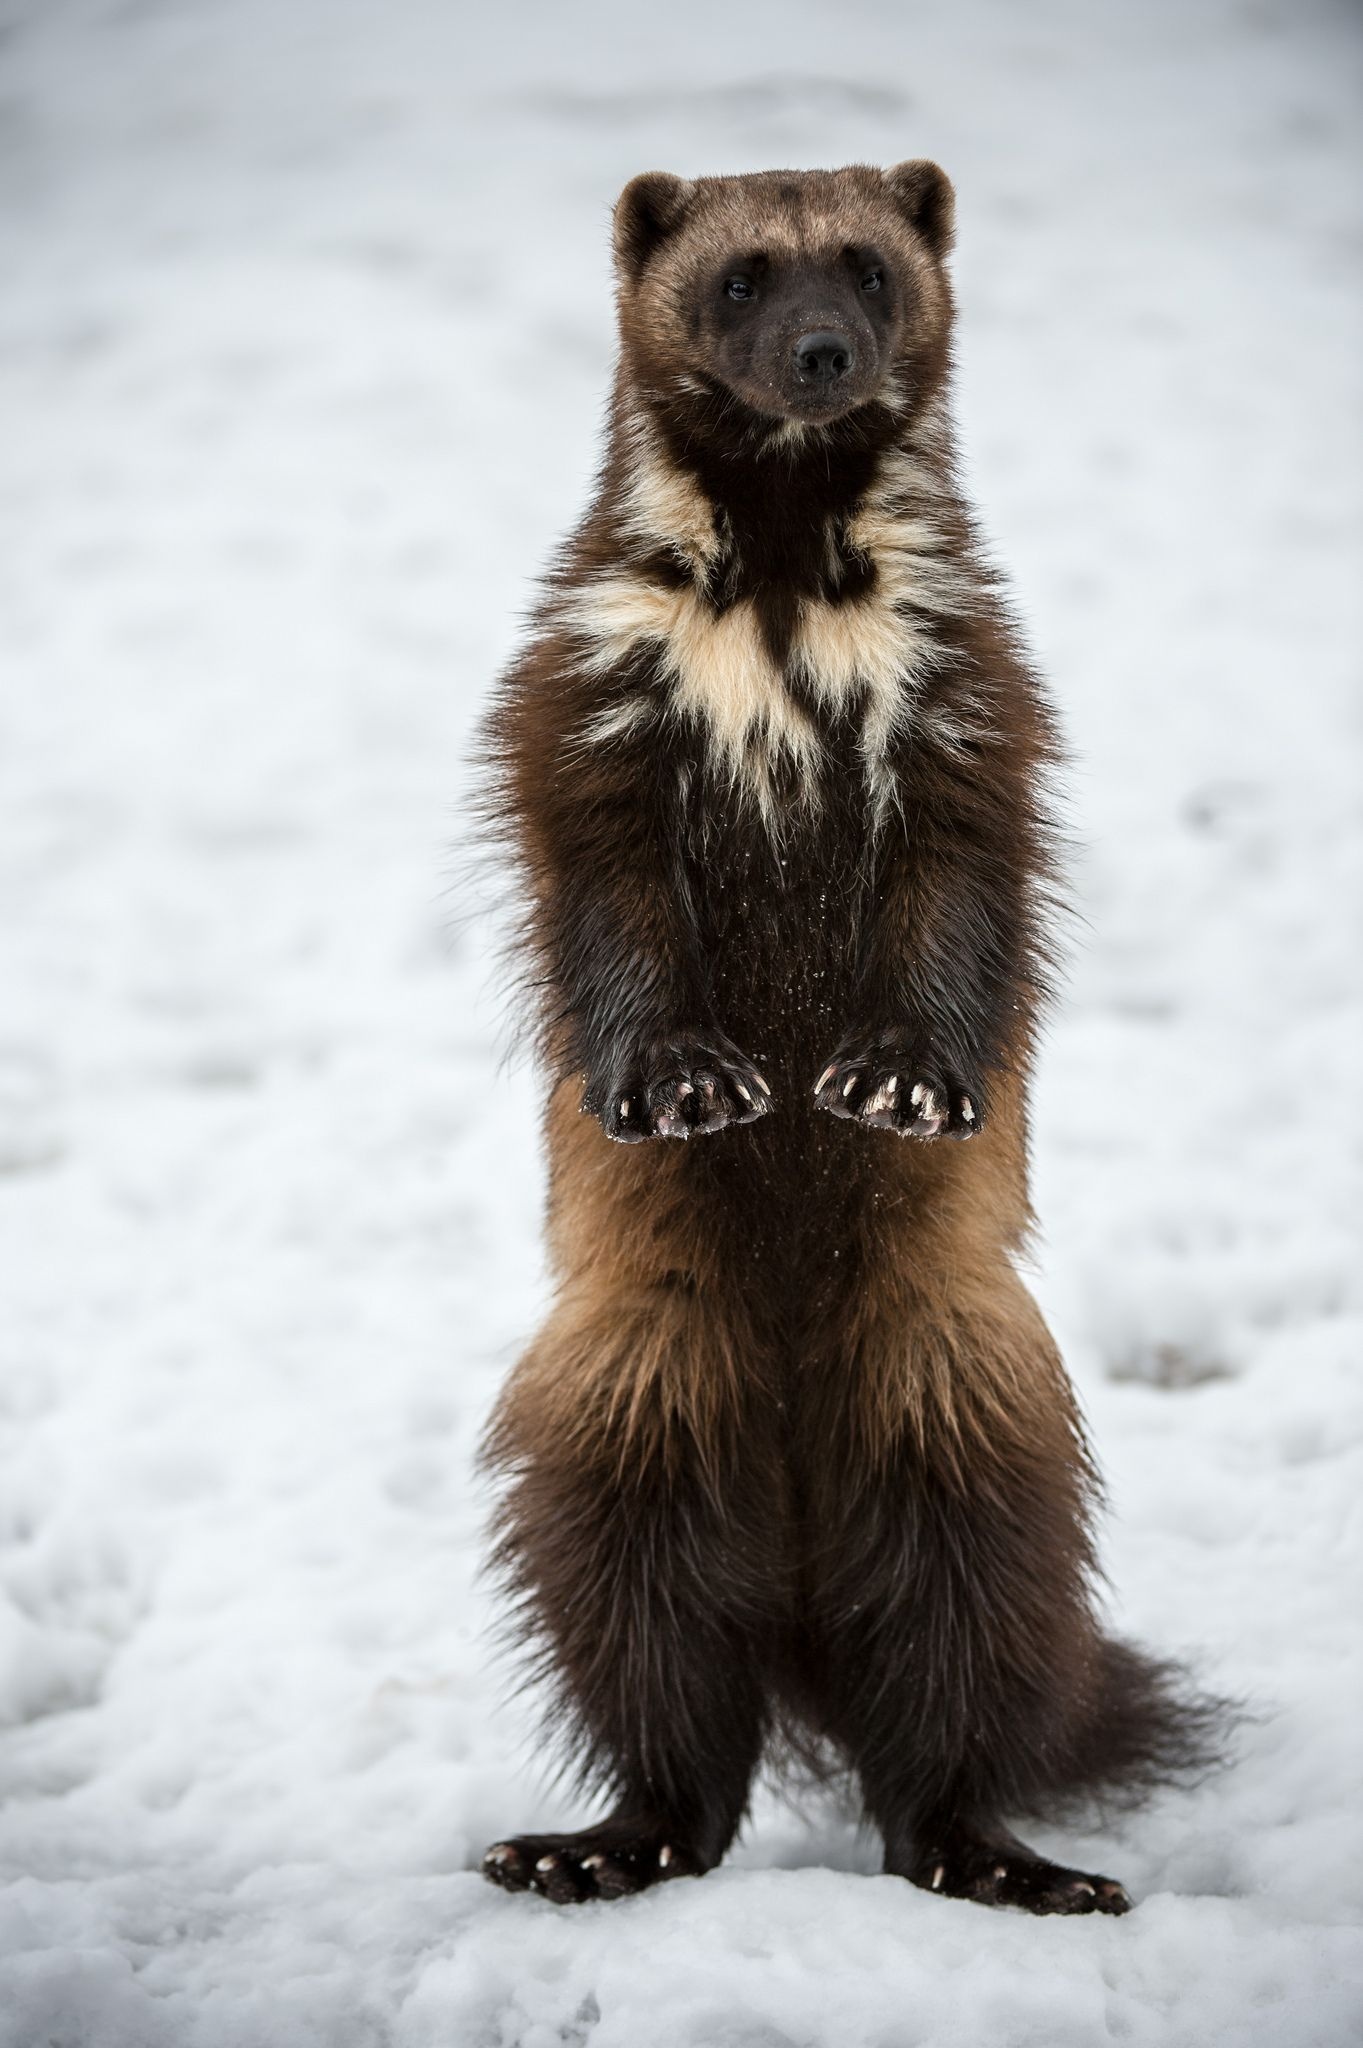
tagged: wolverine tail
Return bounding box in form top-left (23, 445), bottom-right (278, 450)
top-left (1032, 1635), bottom-right (1237, 1819)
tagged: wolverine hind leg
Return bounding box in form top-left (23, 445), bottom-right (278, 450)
top-left (481, 1270), bottom-right (780, 1903)
top-left (799, 1262), bottom-right (1211, 1915)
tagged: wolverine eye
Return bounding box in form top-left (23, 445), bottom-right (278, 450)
top-left (861, 268), bottom-right (884, 294)
top-left (724, 276), bottom-right (755, 302)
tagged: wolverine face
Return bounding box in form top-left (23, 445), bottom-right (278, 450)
top-left (613, 163), bottom-right (956, 431)
top-left (701, 239), bottom-right (898, 423)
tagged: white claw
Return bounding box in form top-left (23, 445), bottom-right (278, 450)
top-left (1073, 1880), bottom-right (1095, 1896)
top-left (536, 1855), bottom-right (557, 1873)
top-left (734, 1082), bottom-right (752, 1103)
top-left (961, 1097), bottom-right (975, 1123)
top-left (930, 1864), bottom-right (945, 1891)
top-left (658, 1845), bottom-right (674, 1869)
top-left (992, 1864), bottom-right (1008, 1880)
top-left (676, 1081), bottom-right (695, 1099)
top-left (752, 1072), bottom-right (771, 1098)
top-left (582, 1853), bottom-right (607, 1871)
top-left (842, 1075), bottom-right (858, 1098)
top-left (619, 1098), bottom-right (632, 1119)
top-left (815, 1063), bottom-right (837, 1094)
top-left (484, 1845), bottom-right (514, 1865)
top-left (883, 1074), bottom-right (899, 1096)
top-left (910, 1083), bottom-right (927, 1108)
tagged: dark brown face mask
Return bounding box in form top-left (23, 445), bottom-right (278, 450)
top-left (692, 246), bottom-right (903, 424)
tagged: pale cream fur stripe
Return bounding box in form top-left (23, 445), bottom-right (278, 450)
top-left (567, 429), bottom-right (972, 818)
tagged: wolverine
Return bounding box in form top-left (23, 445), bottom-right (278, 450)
top-left (476, 162), bottom-right (1216, 1914)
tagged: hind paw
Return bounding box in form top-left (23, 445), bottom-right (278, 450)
top-left (482, 1816), bottom-right (700, 1904)
top-left (906, 1831), bottom-right (1131, 1916)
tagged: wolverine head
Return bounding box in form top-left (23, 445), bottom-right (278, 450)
top-left (612, 162), bottom-right (956, 433)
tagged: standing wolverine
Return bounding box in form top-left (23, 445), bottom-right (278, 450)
top-left (478, 162), bottom-right (1213, 1914)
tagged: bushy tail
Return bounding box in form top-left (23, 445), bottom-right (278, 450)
top-left (1033, 1635), bottom-right (1239, 1819)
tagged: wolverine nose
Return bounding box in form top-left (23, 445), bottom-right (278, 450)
top-left (793, 330), bottom-right (855, 385)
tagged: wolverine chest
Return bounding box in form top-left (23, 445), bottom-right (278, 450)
top-left (564, 449), bottom-right (966, 826)
top-left (570, 572), bottom-right (934, 824)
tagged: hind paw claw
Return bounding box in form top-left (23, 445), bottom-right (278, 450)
top-left (482, 1818), bottom-right (700, 1904)
top-left (906, 1833), bottom-right (1132, 1916)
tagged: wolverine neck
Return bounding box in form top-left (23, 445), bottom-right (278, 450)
top-left (603, 373), bottom-right (955, 609)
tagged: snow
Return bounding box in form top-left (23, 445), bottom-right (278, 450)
top-left (0, 0), bottom-right (1360, 2041)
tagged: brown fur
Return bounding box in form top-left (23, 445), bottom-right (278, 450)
top-left (475, 163), bottom-right (1221, 1914)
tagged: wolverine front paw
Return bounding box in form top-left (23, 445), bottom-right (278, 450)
top-left (584, 1035), bottom-right (772, 1144)
top-left (814, 1032), bottom-right (982, 1139)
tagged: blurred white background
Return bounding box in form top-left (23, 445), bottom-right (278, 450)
top-left (0, 2), bottom-right (1360, 2043)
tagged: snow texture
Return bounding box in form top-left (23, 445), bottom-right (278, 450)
top-left (1, 0), bottom-right (1361, 2042)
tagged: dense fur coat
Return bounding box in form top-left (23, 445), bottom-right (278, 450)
top-left (477, 162), bottom-right (1216, 1913)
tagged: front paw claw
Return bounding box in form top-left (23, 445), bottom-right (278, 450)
top-left (589, 1036), bottom-right (772, 1144)
top-left (813, 1036), bottom-right (982, 1140)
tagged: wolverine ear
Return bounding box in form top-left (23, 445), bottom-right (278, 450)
top-left (885, 159), bottom-right (956, 258)
top-left (613, 172), bottom-right (695, 282)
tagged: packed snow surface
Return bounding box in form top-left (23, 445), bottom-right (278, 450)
top-left (1, 1), bottom-right (1361, 2042)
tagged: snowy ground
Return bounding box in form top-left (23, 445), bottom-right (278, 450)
top-left (1, 1), bottom-right (1360, 2042)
